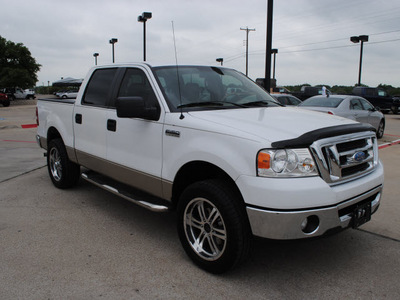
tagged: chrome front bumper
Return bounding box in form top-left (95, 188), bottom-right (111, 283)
top-left (246, 185), bottom-right (382, 240)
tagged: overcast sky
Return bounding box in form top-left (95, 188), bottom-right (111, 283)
top-left (2, 0), bottom-right (399, 87)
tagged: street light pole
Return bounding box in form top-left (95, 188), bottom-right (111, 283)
top-left (240, 27), bottom-right (255, 76)
top-left (109, 38), bottom-right (118, 63)
top-left (93, 53), bottom-right (99, 65)
top-left (350, 35), bottom-right (369, 86)
top-left (271, 49), bottom-right (278, 80)
top-left (265, 0), bottom-right (274, 92)
top-left (138, 12), bottom-right (152, 61)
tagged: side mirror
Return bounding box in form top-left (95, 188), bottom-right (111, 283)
top-left (374, 106), bottom-right (381, 112)
top-left (116, 97), bottom-right (160, 121)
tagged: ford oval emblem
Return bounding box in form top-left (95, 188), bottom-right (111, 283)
top-left (353, 151), bottom-right (366, 162)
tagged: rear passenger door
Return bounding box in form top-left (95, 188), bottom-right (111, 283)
top-left (106, 67), bottom-right (165, 197)
top-left (73, 67), bottom-right (118, 172)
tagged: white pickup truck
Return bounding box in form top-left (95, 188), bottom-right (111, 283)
top-left (36, 64), bottom-right (384, 273)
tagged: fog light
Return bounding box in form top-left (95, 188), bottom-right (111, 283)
top-left (301, 215), bottom-right (320, 234)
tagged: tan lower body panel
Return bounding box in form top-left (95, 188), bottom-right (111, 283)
top-left (75, 150), bottom-right (172, 201)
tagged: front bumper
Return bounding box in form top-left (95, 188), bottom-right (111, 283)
top-left (237, 160), bottom-right (384, 240)
top-left (246, 185), bottom-right (382, 239)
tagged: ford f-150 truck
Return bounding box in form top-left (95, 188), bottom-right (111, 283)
top-left (36, 64), bottom-right (384, 273)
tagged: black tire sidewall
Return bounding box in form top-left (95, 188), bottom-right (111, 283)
top-left (47, 139), bottom-right (80, 189)
top-left (177, 179), bottom-right (250, 274)
top-left (377, 120), bottom-right (385, 139)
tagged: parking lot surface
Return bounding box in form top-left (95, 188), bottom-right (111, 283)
top-left (1, 100), bottom-right (399, 299)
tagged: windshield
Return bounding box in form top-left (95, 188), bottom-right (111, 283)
top-left (299, 96), bottom-right (344, 108)
top-left (152, 66), bottom-right (279, 111)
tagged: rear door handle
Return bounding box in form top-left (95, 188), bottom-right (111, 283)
top-left (107, 119), bottom-right (117, 132)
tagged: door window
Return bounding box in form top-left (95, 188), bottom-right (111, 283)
top-left (82, 68), bottom-right (117, 106)
top-left (350, 99), bottom-right (363, 110)
top-left (360, 98), bottom-right (374, 110)
top-left (116, 68), bottom-right (158, 108)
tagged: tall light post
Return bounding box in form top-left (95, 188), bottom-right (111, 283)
top-left (109, 38), bottom-right (118, 63)
top-left (350, 35), bottom-right (369, 86)
top-left (240, 27), bottom-right (255, 76)
top-left (138, 12), bottom-right (152, 61)
top-left (271, 48), bottom-right (278, 80)
top-left (265, 0), bottom-right (274, 92)
top-left (93, 53), bottom-right (99, 65)
top-left (216, 58), bottom-right (223, 66)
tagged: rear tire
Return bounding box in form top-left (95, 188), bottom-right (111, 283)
top-left (2, 100), bottom-right (10, 107)
top-left (47, 138), bottom-right (80, 188)
top-left (177, 179), bottom-right (251, 274)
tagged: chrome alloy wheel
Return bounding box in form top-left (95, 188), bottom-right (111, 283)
top-left (49, 147), bottom-right (62, 181)
top-left (183, 198), bottom-right (227, 261)
top-left (377, 121), bottom-right (384, 138)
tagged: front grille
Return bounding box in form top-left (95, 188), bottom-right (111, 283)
top-left (310, 132), bottom-right (378, 185)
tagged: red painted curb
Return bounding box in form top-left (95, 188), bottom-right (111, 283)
top-left (21, 124), bottom-right (37, 129)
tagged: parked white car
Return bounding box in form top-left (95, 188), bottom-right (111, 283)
top-left (59, 91), bottom-right (78, 99)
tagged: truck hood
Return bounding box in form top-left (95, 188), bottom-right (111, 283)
top-left (188, 107), bottom-right (356, 144)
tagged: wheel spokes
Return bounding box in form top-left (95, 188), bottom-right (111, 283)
top-left (184, 198), bottom-right (227, 261)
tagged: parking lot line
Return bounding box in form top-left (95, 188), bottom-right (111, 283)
top-left (379, 139), bottom-right (400, 149)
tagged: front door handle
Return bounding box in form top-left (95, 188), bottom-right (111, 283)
top-left (75, 114), bottom-right (82, 124)
top-left (107, 119), bottom-right (117, 132)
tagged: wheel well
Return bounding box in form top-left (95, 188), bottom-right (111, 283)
top-left (171, 161), bottom-right (243, 209)
top-left (47, 127), bottom-right (62, 146)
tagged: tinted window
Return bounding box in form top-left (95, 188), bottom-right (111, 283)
top-left (117, 68), bottom-right (158, 107)
top-left (299, 96), bottom-right (344, 108)
top-left (82, 68), bottom-right (117, 106)
top-left (288, 96), bottom-right (301, 105)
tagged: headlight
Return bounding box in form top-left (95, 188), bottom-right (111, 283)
top-left (257, 148), bottom-right (318, 177)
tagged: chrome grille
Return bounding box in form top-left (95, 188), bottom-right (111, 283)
top-left (310, 132), bottom-right (379, 185)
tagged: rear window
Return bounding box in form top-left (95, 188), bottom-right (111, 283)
top-left (82, 68), bottom-right (117, 106)
top-left (299, 96), bottom-right (344, 108)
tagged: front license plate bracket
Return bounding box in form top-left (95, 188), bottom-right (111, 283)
top-left (352, 202), bottom-right (372, 228)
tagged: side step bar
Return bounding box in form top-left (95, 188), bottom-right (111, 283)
top-left (81, 171), bottom-right (170, 212)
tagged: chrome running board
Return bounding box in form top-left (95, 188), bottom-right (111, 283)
top-left (81, 171), bottom-right (169, 212)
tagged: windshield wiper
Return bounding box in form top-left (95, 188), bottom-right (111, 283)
top-left (177, 101), bottom-right (246, 109)
top-left (241, 100), bottom-right (276, 107)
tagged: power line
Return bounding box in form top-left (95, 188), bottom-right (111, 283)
top-left (223, 37), bottom-right (400, 62)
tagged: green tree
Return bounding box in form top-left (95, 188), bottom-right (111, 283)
top-left (0, 36), bottom-right (41, 88)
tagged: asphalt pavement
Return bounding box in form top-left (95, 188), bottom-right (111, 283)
top-left (0, 99), bottom-right (399, 299)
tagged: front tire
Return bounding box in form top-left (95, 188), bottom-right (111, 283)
top-left (47, 138), bottom-right (80, 188)
top-left (177, 179), bottom-right (251, 274)
top-left (376, 120), bottom-right (385, 139)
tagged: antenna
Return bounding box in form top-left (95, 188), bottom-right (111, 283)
top-left (171, 21), bottom-right (185, 120)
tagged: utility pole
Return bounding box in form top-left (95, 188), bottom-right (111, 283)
top-left (240, 27), bottom-right (255, 76)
